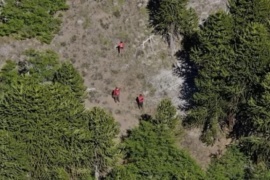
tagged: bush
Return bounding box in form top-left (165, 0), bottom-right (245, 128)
top-left (0, 0), bottom-right (68, 43)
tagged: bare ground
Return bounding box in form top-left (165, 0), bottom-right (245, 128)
top-left (0, 0), bottom-right (228, 168)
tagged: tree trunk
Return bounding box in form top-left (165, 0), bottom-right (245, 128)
top-left (94, 164), bottom-right (99, 180)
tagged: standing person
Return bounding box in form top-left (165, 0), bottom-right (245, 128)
top-left (112, 87), bottom-right (120, 103)
top-left (137, 94), bottom-right (144, 109)
top-left (117, 41), bottom-right (124, 54)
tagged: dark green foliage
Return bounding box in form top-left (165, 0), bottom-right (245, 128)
top-left (0, 76), bottom-right (85, 179)
top-left (24, 49), bottom-right (61, 82)
top-left (234, 22), bottom-right (270, 92)
top-left (0, 50), bottom-right (119, 179)
top-left (229, 0), bottom-right (270, 29)
top-left (246, 163), bottom-right (270, 180)
top-left (54, 62), bottom-right (86, 101)
top-left (186, 12), bottom-right (235, 144)
top-left (82, 107), bottom-right (120, 179)
top-left (0, 60), bottom-right (18, 98)
top-left (108, 121), bottom-right (205, 180)
top-left (207, 146), bottom-right (248, 180)
top-left (239, 73), bottom-right (270, 165)
top-left (186, 0), bottom-right (270, 145)
top-left (148, 0), bottom-right (198, 36)
top-left (154, 98), bottom-right (178, 129)
top-left (0, 0), bottom-right (68, 43)
top-left (0, 130), bottom-right (30, 180)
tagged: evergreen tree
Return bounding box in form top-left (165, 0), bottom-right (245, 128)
top-left (229, 0), bottom-right (270, 29)
top-left (147, 0), bottom-right (198, 55)
top-left (186, 12), bottom-right (235, 144)
top-left (207, 146), bottom-right (248, 180)
top-left (0, 76), bottom-right (86, 179)
top-left (0, 50), bottom-right (111, 179)
top-left (54, 62), bottom-right (86, 101)
top-left (0, 0), bottom-right (68, 43)
top-left (239, 73), bottom-right (270, 166)
top-left (0, 130), bottom-right (30, 180)
top-left (154, 98), bottom-right (178, 129)
top-left (186, 0), bottom-right (270, 145)
top-left (25, 49), bottom-right (60, 82)
top-left (108, 121), bottom-right (205, 180)
top-left (82, 107), bottom-right (120, 180)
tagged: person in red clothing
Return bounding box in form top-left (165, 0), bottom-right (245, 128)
top-left (117, 41), bottom-right (124, 54)
top-left (136, 94), bottom-right (144, 109)
top-left (112, 87), bottom-right (120, 103)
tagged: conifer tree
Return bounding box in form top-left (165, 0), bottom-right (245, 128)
top-left (154, 98), bottom-right (178, 129)
top-left (207, 146), bottom-right (248, 180)
top-left (186, 12), bottom-right (235, 144)
top-left (147, 0), bottom-right (198, 55)
top-left (229, 0), bottom-right (270, 29)
top-left (186, 0), bottom-right (270, 144)
top-left (239, 73), bottom-right (270, 165)
top-left (82, 107), bottom-right (119, 180)
top-left (0, 50), bottom-right (102, 179)
top-left (108, 121), bottom-right (205, 180)
top-left (25, 49), bottom-right (60, 82)
top-left (54, 62), bottom-right (86, 101)
top-left (0, 130), bottom-right (30, 180)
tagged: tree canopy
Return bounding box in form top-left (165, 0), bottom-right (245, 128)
top-left (0, 50), bottom-right (119, 179)
top-left (0, 0), bottom-right (68, 43)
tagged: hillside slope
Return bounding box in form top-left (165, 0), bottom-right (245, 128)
top-left (0, 0), bottom-right (228, 168)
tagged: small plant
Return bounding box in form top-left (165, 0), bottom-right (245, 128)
top-left (60, 42), bottom-right (67, 47)
top-left (83, 17), bottom-right (91, 29)
top-left (136, 73), bottom-right (145, 79)
top-left (91, 73), bottom-right (103, 80)
top-left (100, 19), bottom-right (110, 30)
top-left (113, 9), bottom-right (121, 18)
top-left (70, 35), bottom-right (77, 43)
top-left (116, 31), bottom-right (130, 42)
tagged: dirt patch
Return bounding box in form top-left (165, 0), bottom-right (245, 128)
top-left (180, 128), bottom-right (232, 169)
top-left (188, 0), bottom-right (228, 23)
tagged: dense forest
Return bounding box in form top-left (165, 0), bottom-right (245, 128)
top-left (1, 0), bottom-right (270, 179)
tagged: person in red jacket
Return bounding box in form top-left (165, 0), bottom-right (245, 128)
top-left (112, 87), bottom-right (120, 103)
top-left (136, 94), bottom-right (144, 109)
top-left (117, 41), bottom-right (124, 54)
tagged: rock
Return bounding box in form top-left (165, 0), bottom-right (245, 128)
top-left (77, 19), bottom-right (84, 25)
top-left (86, 88), bottom-right (96, 92)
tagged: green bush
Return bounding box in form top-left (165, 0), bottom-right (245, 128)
top-left (0, 0), bottom-right (68, 43)
top-left (207, 146), bottom-right (248, 180)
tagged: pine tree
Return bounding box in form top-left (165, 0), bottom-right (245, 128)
top-left (229, 0), bottom-right (270, 29)
top-left (54, 62), bottom-right (86, 101)
top-left (151, 99), bottom-right (180, 130)
top-left (187, 12), bottom-right (235, 144)
top-left (0, 50), bottom-right (98, 179)
top-left (25, 49), bottom-right (60, 82)
top-left (82, 107), bottom-right (120, 180)
top-left (239, 73), bottom-right (270, 165)
top-left (207, 146), bottom-right (248, 180)
top-left (147, 0), bottom-right (198, 55)
top-left (108, 121), bottom-right (205, 180)
top-left (186, 1), bottom-right (270, 145)
top-left (0, 130), bottom-right (30, 180)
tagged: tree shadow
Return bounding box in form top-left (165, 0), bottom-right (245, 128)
top-left (121, 114), bottom-right (153, 141)
top-left (173, 34), bottom-right (199, 111)
top-left (147, 0), bottom-right (162, 33)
